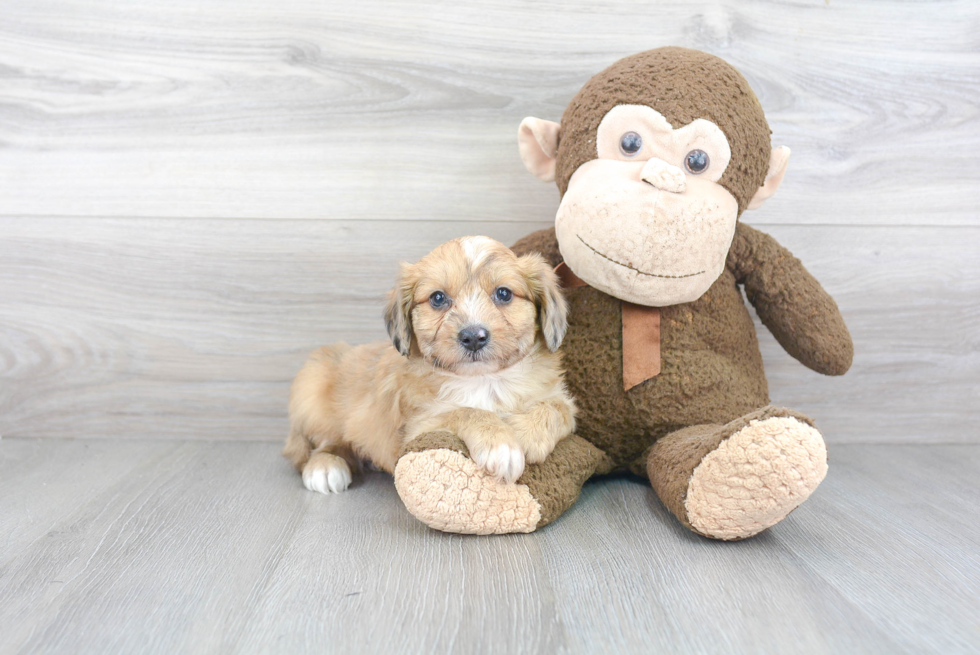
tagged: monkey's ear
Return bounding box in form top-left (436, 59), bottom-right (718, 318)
top-left (519, 253), bottom-right (569, 351)
top-left (747, 146), bottom-right (791, 210)
top-left (383, 263), bottom-right (416, 357)
top-left (518, 117), bottom-right (560, 183)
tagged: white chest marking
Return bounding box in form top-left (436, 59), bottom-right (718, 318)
top-left (436, 361), bottom-right (532, 413)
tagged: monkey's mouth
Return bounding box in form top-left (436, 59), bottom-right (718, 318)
top-left (577, 236), bottom-right (704, 279)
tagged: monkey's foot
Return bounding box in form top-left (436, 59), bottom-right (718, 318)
top-left (395, 432), bottom-right (607, 535)
top-left (687, 415), bottom-right (827, 540)
top-left (649, 407), bottom-right (828, 541)
top-left (394, 432), bottom-right (542, 535)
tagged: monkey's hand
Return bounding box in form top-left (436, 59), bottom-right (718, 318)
top-left (505, 399), bottom-right (577, 464)
top-left (728, 222), bottom-right (854, 376)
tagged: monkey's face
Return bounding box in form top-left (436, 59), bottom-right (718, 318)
top-left (518, 48), bottom-right (790, 308)
top-left (554, 105), bottom-right (738, 307)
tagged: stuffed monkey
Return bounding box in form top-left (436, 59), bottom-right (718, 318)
top-left (393, 47), bottom-right (853, 540)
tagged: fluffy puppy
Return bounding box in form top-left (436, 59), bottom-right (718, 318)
top-left (284, 236), bottom-right (576, 494)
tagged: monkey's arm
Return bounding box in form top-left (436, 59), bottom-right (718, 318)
top-left (511, 228), bottom-right (562, 267)
top-left (728, 222), bottom-right (853, 375)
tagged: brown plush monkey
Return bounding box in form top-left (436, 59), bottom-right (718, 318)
top-left (393, 47), bottom-right (853, 539)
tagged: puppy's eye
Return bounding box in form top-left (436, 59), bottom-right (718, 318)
top-left (429, 291), bottom-right (449, 309)
top-left (684, 149), bottom-right (710, 174)
top-left (494, 287), bottom-right (513, 304)
top-left (619, 131), bottom-right (643, 157)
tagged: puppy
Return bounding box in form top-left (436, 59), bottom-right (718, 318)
top-left (283, 236), bottom-right (577, 494)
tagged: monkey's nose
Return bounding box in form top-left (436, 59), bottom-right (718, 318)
top-left (641, 158), bottom-right (686, 193)
top-left (458, 326), bottom-right (490, 352)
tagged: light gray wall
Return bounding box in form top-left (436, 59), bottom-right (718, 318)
top-left (1, 0), bottom-right (977, 443)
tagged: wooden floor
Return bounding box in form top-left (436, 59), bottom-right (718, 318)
top-left (1, 439), bottom-right (977, 654)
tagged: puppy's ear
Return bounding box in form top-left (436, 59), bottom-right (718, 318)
top-left (519, 253), bottom-right (568, 352)
top-left (384, 262), bottom-right (416, 357)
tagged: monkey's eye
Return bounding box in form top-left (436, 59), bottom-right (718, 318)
top-left (684, 149), bottom-right (710, 174)
top-left (494, 287), bottom-right (513, 304)
top-left (429, 291), bottom-right (449, 309)
top-left (619, 132), bottom-right (643, 157)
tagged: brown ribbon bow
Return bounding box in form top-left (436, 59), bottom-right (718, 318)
top-left (555, 262), bottom-right (661, 391)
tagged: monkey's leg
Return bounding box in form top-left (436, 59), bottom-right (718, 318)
top-left (645, 406), bottom-right (828, 541)
top-left (394, 432), bottom-right (608, 535)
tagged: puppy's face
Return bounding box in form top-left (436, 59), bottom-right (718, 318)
top-left (384, 236), bottom-right (568, 376)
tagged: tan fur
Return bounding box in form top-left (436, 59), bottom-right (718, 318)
top-left (284, 236), bottom-right (576, 489)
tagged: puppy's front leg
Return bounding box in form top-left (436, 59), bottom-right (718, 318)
top-left (505, 399), bottom-right (576, 464)
top-left (437, 408), bottom-right (524, 483)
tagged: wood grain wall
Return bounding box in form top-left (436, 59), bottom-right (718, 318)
top-left (1, 0), bottom-right (978, 443)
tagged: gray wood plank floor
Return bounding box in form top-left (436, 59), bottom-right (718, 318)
top-left (1, 439), bottom-right (977, 655)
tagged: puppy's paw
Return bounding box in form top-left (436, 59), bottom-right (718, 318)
top-left (302, 454), bottom-right (352, 494)
top-left (505, 402), bottom-right (573, 465)
top-left (471, 442), bottom-right (525, 484)
top-left (521, 438), bottom-right (558, 465)
top-left (509, 423), bottom-right (562, 465)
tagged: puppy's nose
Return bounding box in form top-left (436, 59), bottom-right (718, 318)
top-left (458, 326), bottom-right (490, 352)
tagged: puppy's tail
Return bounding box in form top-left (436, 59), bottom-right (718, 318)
top-left (283, 345), bottom-right (349, 471)
top-left (283, 426), bottom-right (313, 471)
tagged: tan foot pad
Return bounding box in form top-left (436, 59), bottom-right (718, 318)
top-left (394, 448), bottom-right (542, 535)
top-left (685, 417), bottom-right (828, 541)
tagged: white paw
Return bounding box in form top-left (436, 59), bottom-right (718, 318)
top-left (471, 442), bottom-right (525, 484)
top-left (302, 456), bottom-right (352, 494)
